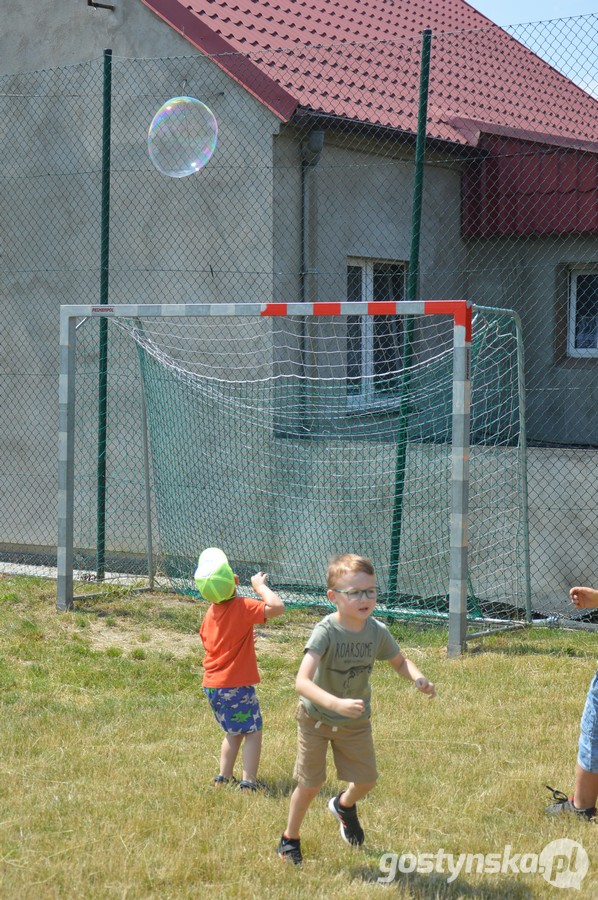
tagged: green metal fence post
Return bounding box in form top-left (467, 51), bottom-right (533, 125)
top-left (387, 28), bottom-right (432, 602)
top-left (96, 48), bottom-right (112, 581)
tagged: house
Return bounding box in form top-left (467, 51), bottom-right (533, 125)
top-left (2, 1), bottom-right (597, 440)
top-left (1, 2), bottom-right (597, 610)
top-left (136, 0), bottom-right (598, 445)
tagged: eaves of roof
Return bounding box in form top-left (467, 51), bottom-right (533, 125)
top-left (292, 109), bottom-right (482, 160)
top-left (448, 117), bottom-right (598, 155)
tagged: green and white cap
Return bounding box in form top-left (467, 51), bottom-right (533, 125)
top-left (194, 547), bottom-right (235, 604)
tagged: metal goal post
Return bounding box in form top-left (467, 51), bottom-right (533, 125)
top-left (58, 299), bottom-right (472, 656)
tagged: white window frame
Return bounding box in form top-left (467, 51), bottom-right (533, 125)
top-left (568, 267), bottom-right (598, 358)
top-left (346, 257), bottom-right (408, 409)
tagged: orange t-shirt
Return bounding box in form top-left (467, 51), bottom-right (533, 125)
top-left (199, 594), bottom-right (266, 688)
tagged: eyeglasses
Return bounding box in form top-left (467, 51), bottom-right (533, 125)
top-left (332, 588), bottom-right (377, 601)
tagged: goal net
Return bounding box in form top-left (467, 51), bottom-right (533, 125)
top-left (58, 301), bottom-right (530, 651)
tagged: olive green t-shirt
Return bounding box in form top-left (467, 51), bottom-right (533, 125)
top-left (300, 613), bottom-right (401, 728)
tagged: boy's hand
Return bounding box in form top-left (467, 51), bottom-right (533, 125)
top-left (570, 586), bottom-right (598, 610)
top-left (414, 677), bottom-right (436, 699)
top-left (334, 698), bottom-right (365, 718)
top-left (252, 571), bottom-right (285, 619)
top-left (251, 571), bottom-right (268, 593)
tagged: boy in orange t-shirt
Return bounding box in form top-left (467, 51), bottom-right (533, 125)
top-left (196, 547), bottom-right (285, 790)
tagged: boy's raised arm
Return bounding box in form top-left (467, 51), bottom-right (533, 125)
top-left (252, 571), bottom-right (285, 619)
top-left (296, 650), bottom-right (365, 718)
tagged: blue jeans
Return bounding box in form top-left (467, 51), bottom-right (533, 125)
top-left (578, 670), bottom-right (598, 773)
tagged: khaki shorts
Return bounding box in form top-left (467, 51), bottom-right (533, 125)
top-left (293, 701), bottom-right (378, 788)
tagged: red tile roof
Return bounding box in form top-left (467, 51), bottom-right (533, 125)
top-left (141, 0), bottom-right (598, 149)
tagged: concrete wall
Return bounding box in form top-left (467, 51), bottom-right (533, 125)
top-left (0, 1), bottom-right (193, 74)
top-left (466, 236), bottom-right (598, 444)
top-left (526, 447), bottom-right (598, 615)
top-left (0, 3), bottom-right (281, 557)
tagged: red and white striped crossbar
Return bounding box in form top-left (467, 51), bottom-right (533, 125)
top-left (63, 300), bottom-right (472, 342)
top-left (261, 300), bottom-right (472, 341)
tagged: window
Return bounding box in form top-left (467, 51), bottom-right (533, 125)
top-left (569, 269), bottom-right (598, 357)
top-left (346, 259), bottom-right (407, 404)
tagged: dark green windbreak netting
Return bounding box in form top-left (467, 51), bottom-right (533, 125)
top-left (108, 305), bottom-right (528, 622)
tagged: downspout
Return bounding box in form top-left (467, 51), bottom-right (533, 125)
top-left (300, 128), bottom-right (325, 431)
top-left (300, 128), bottom-right (325, 306)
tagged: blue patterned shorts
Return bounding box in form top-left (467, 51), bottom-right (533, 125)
top-left (578, 670), bottom-right (598, 773)
top-left (204, 685), bottom-right (263, 734)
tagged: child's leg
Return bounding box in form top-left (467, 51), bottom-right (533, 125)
top-left (205, 686), bottom-right (263, 782)
top-left (219, 732), bottom-right (243, 779)
top-left (574, 764), bottom-right (598, 809)
top-left (241, 729), bottom-right (262, 783)
top-left (331, 720), bottom-right (377, 807)
top-left (285, 783), bottom-right (322, 839)
top-left (575, 671), bottom-right (598, 808)
top-left (327, 723), bottom-right (377, 845)
top-left (281, 704), bottom-right (327, 839)
top-left (328, 781), bottom-right (375, 846)
top-left (340, 780), bottom-right (377, 807)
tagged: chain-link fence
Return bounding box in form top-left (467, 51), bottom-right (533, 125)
top-left (1, 15), bottom-right (597, 622)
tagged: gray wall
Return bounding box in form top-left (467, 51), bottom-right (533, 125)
top-left (0, 5), bottom-right (281, 556)
top-left (526, 448), bottom-right (598, 614)
top-left (466, 236), bottom-right (598, 445)
top-left (0, 1), bottom-right (191, 74)
top-left (273, 133), bottom-right (469, 303)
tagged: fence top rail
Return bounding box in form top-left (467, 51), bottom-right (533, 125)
top-left (60, 299), bottom-right (471, 320)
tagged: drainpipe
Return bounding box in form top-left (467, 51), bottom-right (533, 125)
top-left (301, 128), bottom-right (325, 306)
top-left (299, 129), bottom-right (325, 430)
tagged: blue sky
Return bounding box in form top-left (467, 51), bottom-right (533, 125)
top-left (467, 1), bottom-right (598, 96)
top-left (467, 0), bottom-right (597, 26)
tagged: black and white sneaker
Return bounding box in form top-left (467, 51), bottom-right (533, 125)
top-left (545, 785), bottom-right (596, 820)
top-left (276, 834), bottom-right (303, 866)
top-left (328, 793), bottom-right (365, 845)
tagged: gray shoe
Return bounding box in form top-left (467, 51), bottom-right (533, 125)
top-left (545, 785), bottom-right (595, 820)
top-left (212, 774), bottom-right (233, 787)
top-left (238, 778), bottom-right (267, 791)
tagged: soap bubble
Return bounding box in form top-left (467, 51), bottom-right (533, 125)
top-left (147, 96), bottom-right (218, 178)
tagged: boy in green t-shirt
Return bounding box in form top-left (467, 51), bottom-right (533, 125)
top-left (276, 553), bottom-right (436, 865)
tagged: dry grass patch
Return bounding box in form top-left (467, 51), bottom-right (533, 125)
top-left (0, 578), bottom-right (596, 898)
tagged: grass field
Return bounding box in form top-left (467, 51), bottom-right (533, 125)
top-left (0, 575), bottom-right (596, 898)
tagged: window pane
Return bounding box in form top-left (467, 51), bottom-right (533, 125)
top-left (373, 264), bottom-right (404, 391)
top-left (347, 265), bottom-right (362, 394)
top-left (575, 274), bottom-right (598, 349)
